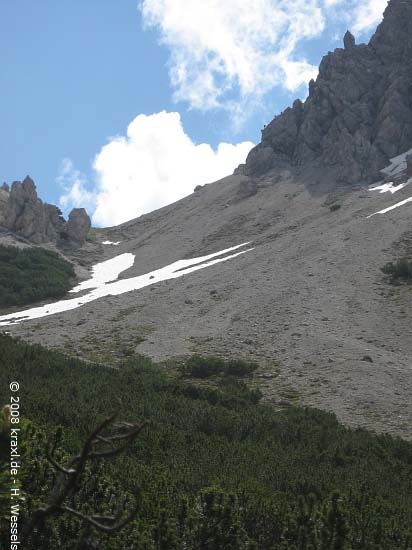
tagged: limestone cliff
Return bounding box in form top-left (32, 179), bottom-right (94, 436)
top-left (243, 0), bottom-right (412, 186)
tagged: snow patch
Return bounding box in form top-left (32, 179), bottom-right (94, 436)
top-left (102, 240), bottom-right (121, 245)
top-left (70, 253), bottom-right (136, 293)
top-left (367, 195), bottom-right (412, 218)
top-left (369, 180), bottom-right (412, 194)
top-left (381, 147), bottom-right (412, 178)
top-left (0, 243), bottom-right (254, 326)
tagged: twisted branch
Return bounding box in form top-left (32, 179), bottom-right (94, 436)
top-left (21, 401), bottom-right (145, 544)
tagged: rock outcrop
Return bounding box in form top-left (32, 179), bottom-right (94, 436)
top-left (243, 0), bottom-right (412, 185)
top-left (406, 154), bottom-right (412, 178)
top-left (343, 30), bottom-right (355, 50)
top-left (66, 208), bottom-right (91, 245)
top-left (0, 184), bottom-right (9, 225)
top-left (0, 176), bottom-right (91, 247)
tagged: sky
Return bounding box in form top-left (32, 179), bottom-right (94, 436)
top-left (0, 0), bottom-right (387, 227)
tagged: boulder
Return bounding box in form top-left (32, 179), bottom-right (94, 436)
top-left (237, 178), bottom-right (258, 199)
top-left (65, 208), bottom-right (91, 245)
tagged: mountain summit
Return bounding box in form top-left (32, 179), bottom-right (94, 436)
top-left (242, 0), bottom-right (412, 186)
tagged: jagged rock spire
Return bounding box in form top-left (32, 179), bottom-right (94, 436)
top-left (242, 0), bottom-right (412, 186)
top-left (343, 30), bottom-right (355, 50)
top-left (0, 176), bottom-right (91, 247)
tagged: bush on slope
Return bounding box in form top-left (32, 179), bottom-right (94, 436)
top-left (0, 245), bottom-right (75, 308)
top-left (0, 334), bottom-right (411, 549)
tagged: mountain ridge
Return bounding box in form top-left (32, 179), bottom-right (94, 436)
top-left (242, 0), bottom-right (412, 187)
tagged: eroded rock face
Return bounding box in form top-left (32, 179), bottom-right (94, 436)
top-left (406, 154), bottom-right (412, 178)
top-left (5, 177), bottom-right (48, 243)
top-left (0, 185), bottom-right (9, 227)
top-left (343, 30), bottom-right (355, 50)
top-left (0, 176), bottom-right (91, 247)
top-left (243, 0), bottom-right (412, 185)
top-left (66, 208), bottom-right (91, 244)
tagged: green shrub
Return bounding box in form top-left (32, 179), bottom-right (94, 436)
top-left (225, 359), bottom-right (258, 376)
top-left (184, 355), bottom-right (257, 378)
top-left (86, 227), bottom-right (98, 242)
top-left (381, 257), bottom-right (412, 280)
top-left (0, 245), bottom-right (75, 308)
top-left (329, 203), bottom-right (341, 212)
top-left (1, 334), bottom-right (412, 548)
top-left (184, 355), bottom-right (226, 377)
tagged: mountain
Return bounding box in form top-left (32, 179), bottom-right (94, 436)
top-left (0, 176), bottom-right (90, 247)
top-left (1, 0), bottom-right (412, 441)
top-left (243, 0), bottom-right (412, 186)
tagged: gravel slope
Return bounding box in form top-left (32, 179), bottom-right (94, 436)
top-left (3, 169), bottom-right (412, 439)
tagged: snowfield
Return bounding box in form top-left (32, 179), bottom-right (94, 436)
top-left (0, 243), bottom-right (254, 326)
top-left (368, 148), bottom-right (412, 217)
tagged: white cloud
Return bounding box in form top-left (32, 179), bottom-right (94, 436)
top-left (139, 1), bottom-right (389, 114)
top-left (323, 0), bottom-right (344, 6)
top-left (352, 0), bottom-right (387, 34)
top-left (59, 111), bottom-right (254, 227)
top-left (58, 159), bottom-right (95, 212)
top-left (140, 0), bottom-right (325, 111)
top-left (58, 1), bottom-right (388, 228)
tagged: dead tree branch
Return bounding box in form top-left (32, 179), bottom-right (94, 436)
top-left (21, 401), bottom-right (145, 544)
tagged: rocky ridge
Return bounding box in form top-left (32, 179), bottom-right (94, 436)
top-left (0, 176), bottom-right (91, 247)
top-left (242, 0), bottom-right (412, 186)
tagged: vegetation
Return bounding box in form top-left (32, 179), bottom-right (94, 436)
top-left (86, 227), bottom-right (99, 242)
top-left (19, 402), bottom-right (144, 547)
top-left (183, 354), bottom-right (258, 378)
top-left (0, 245), bottom-right (75, 308)
top-left (0, 334), bottom-right (412, 548)
top-left (382, 257), bottom-right (412, 281)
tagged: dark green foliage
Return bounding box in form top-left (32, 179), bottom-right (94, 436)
top-left (184, 354), bottom-right (258, 378)
top-left (0, 334), bottom-right (412, 548)
top-left (382, 257), bottom-right (412, 281)
top-left (0, 407), bottom-right (10, 524)
top-left (0, 245), bottom-right (75, 308)
top-left (329, 204), bottom-right (341, 212)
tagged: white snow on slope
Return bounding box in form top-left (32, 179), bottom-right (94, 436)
top-left (102, 240), bottom-right (121, 246)
top-left (381, 147), bottom-right (412, 178)
top-left (367, 148), bottom-right (412, 217)
top-left (0, 243), bottom-right (254, 326)
top-left (369, 181), bottom-right (412, 194)
top-left (367, 195), bottom-right (412, 218)
top-left (70, 253), bottom-right (135, 293)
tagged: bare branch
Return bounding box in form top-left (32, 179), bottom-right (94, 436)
top-left (60, 503), bottom-right (138, 533)
top-left (21, 401), bottom-right (144, 545)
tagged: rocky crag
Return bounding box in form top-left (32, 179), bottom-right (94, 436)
top-left (0, 176), bottom-right (90, 247)
top-left (242, 0), bottom-right (412, 186)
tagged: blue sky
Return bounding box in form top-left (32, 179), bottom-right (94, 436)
top-left (0, 0), bottom-right (386, 226)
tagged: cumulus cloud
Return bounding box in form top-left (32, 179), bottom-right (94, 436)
top-left (139, 0), bottom-right (388, 113)
top-left (59, 111), bottom-right (254, 227)
top-left (140, 0), bottom-right (325, 111)
top-left (58, 159), bottom-right (95, 212)
top-left (352, 0), bottom-right (387, 34)
top-left (59, 1), bottom-right (388, 228)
